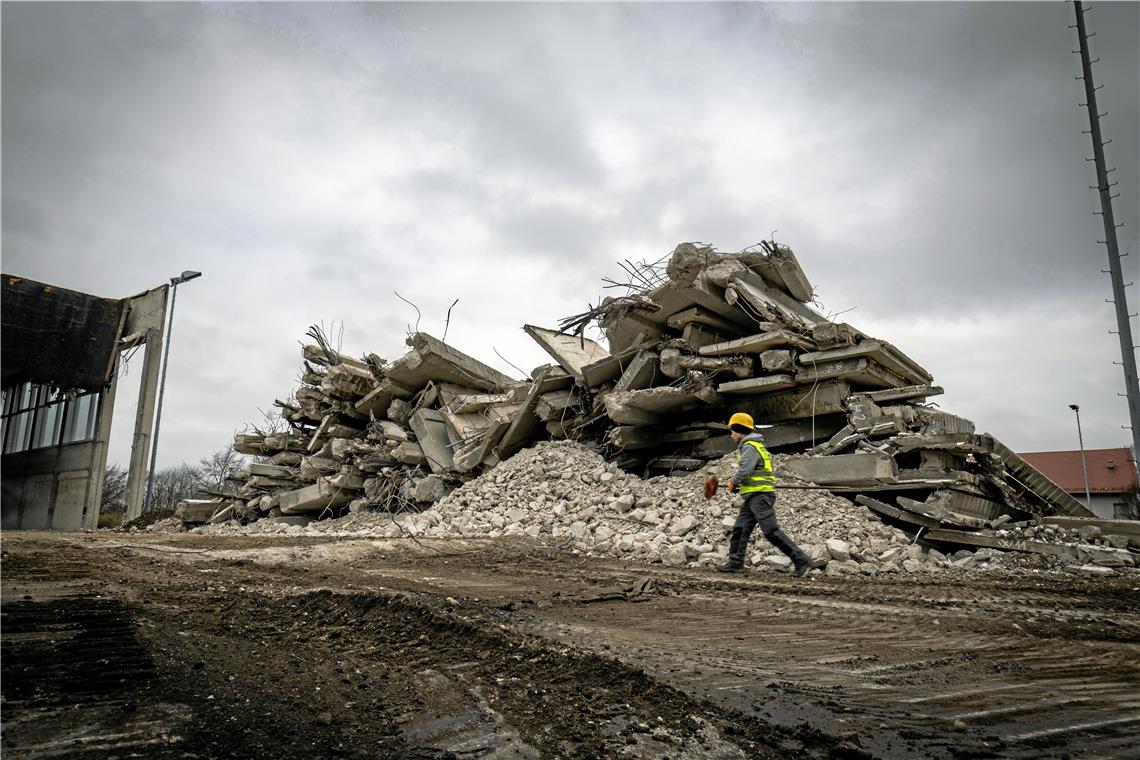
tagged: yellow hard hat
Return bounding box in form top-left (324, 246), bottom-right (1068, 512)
top-left (727, 412), bottom-right (755, 430)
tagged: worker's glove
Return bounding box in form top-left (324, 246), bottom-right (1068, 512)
top-left (725, 480), bottom-right (738, 493)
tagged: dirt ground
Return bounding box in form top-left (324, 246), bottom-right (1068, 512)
top-left (2, 532), bottom-right (1138, 759)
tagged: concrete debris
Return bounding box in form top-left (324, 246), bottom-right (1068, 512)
top-left (194, 241), bottom-right (1129, 576)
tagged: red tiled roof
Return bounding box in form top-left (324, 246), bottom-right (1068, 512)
top-left (1021, 448), bottom-right (1139, 494)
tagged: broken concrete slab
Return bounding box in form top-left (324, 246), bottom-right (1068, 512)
top-left (441, 409), bottom-right (490, 444)
top-left (354, 378), bottom-right (418, 419)
top-left (680, 322), bottom-right (735, 350)
top-left (759, 349), bottom-right (796, 373)
top-left (607, 426), bottom-right (663, 451)
top-left (523, 325), bottom-right (612, 383)
top-left (386, 332), bottom-right (516, 393)
top-left (665, 305), bottom-right (744, 334)
top-left (795, 357), bottom-right (908, 390)
top-left (698, 330), bottom-right (815, 357)
top-left (659, 348), bottom-right (752, 379)
top-left (248, 462), bottom-right (299, 479)
top-left (278, 479), bottom-right (355, 515)
top-left (448, 393), bottom-right (511, 414)
top-left (741, 380), bottom-right (850, 423)
top-left (856, 495), bottom-right (941, 530)
top-left (393, 441), bottom-right (426, 466)
top-left (534, 390), bottom-right (578, 422)
top-left (761, 415), bottom-right (848, 450)
top-left (579, 347), bottom-right (642, 389)
top-left (799, 340), bottom-right (932, 386)
top-left (613, 351), bottom-right (660, 393)
top-left (602, 387), bottom-right (704, 426)
top-left (725, 271), bottom-right (824, 327)
top-left (409, 408), bottom-right (455, 473)
top-left (921, 489), bottom-right (1009, 522)
top-left (923, 528), bottom-right (1075, 558)
top-left (493, 368), bottom-right (549, 460)
top-left (1043, 516), bottom-right (1140, 540)
top-left (174, 499), bottom-right (221, 524)
top-left (749, 243), bottom-right (814, 303)
top-left (716, 374), bottom-right (797, 395)
top-left (987, 436), bottom-right (1093, 518)
top-left (781, 452), bottom-right (898, 487)
top-left (853, 385), bottom-right (945, 404)
top-left (640, 279), bottom-right (754, 328)
top-left (319, 364), bottom-right (378, 399)
top-left (301, 344), bottom-right (371, 371)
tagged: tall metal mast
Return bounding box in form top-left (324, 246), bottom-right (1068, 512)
top-left (1071, 1), bottom-right (1140, 473)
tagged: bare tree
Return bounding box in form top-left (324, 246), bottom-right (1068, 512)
top-left (100, 464), bottom-right (128, 513)
top-left (145, 463), bottom-right (203, 511)
top-left (198, 444), bottom-right (247, 495)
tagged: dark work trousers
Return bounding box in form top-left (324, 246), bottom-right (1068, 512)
top-left (728, 492), bottom-right (810, 567)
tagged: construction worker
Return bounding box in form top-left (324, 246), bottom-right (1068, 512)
top-left (717, 412), bottom-right (828, 577)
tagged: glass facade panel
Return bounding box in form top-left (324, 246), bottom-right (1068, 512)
top-left (1, 381), bottom-right (101, 453)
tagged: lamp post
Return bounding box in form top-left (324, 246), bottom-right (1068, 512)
top-left (1068, 404), bottom-right (1092, 512)
top-left (144, 270), bottom-right (202, 511)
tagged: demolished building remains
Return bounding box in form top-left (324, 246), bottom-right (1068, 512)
top-left (175, 242), bottom-right (1134, 573)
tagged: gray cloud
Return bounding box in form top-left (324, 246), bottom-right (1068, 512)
top-left (3, 1), bottom-right (1137, 468)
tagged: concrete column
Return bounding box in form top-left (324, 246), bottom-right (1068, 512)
top-left (82, 369), bottom-right (120, 530)
top-left (124, 330), bottom-right (163, 520)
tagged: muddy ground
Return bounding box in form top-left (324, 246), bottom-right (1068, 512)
top-left (2, 532), bottom-right (1138, 759)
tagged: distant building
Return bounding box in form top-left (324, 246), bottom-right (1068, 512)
top-left (1020, 448), bottom-right (1139, 520)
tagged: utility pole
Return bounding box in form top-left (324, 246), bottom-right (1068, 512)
top-left (1071, 1), bottom-right (1140, 476)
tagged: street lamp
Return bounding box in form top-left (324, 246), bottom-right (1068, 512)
top-left (1069, 404), bottom-right (1092, 511)
top-left (144, 270), bottom-right (202, 511)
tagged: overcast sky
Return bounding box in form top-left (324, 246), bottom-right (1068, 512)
top-left (3, 1), bottom-right (1138, 471)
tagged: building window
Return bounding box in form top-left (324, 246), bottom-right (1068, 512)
top-left (1, 382), bottom-right (101, 455)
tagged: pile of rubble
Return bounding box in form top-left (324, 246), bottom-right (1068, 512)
top-left (171, 240), bottom-right (1137, 574)
top-left (179, 439), bottom-right (1137, 576)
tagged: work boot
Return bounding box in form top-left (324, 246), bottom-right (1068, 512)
top-left (716, 562), bottom-right (744, 573)
top-left (791, 558), bottom-right (828, 577)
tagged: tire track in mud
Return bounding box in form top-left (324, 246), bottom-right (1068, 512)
top-left (5, 534), bottom-right (1139, 759)
top-left (356, 555), bottom-right (1140, 758)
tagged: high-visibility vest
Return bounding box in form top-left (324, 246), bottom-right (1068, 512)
top-left (737, 439), bottom-right (776, 494)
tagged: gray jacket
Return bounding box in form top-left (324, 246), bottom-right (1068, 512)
top-left (730, 432), bottom-right (769, 487)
